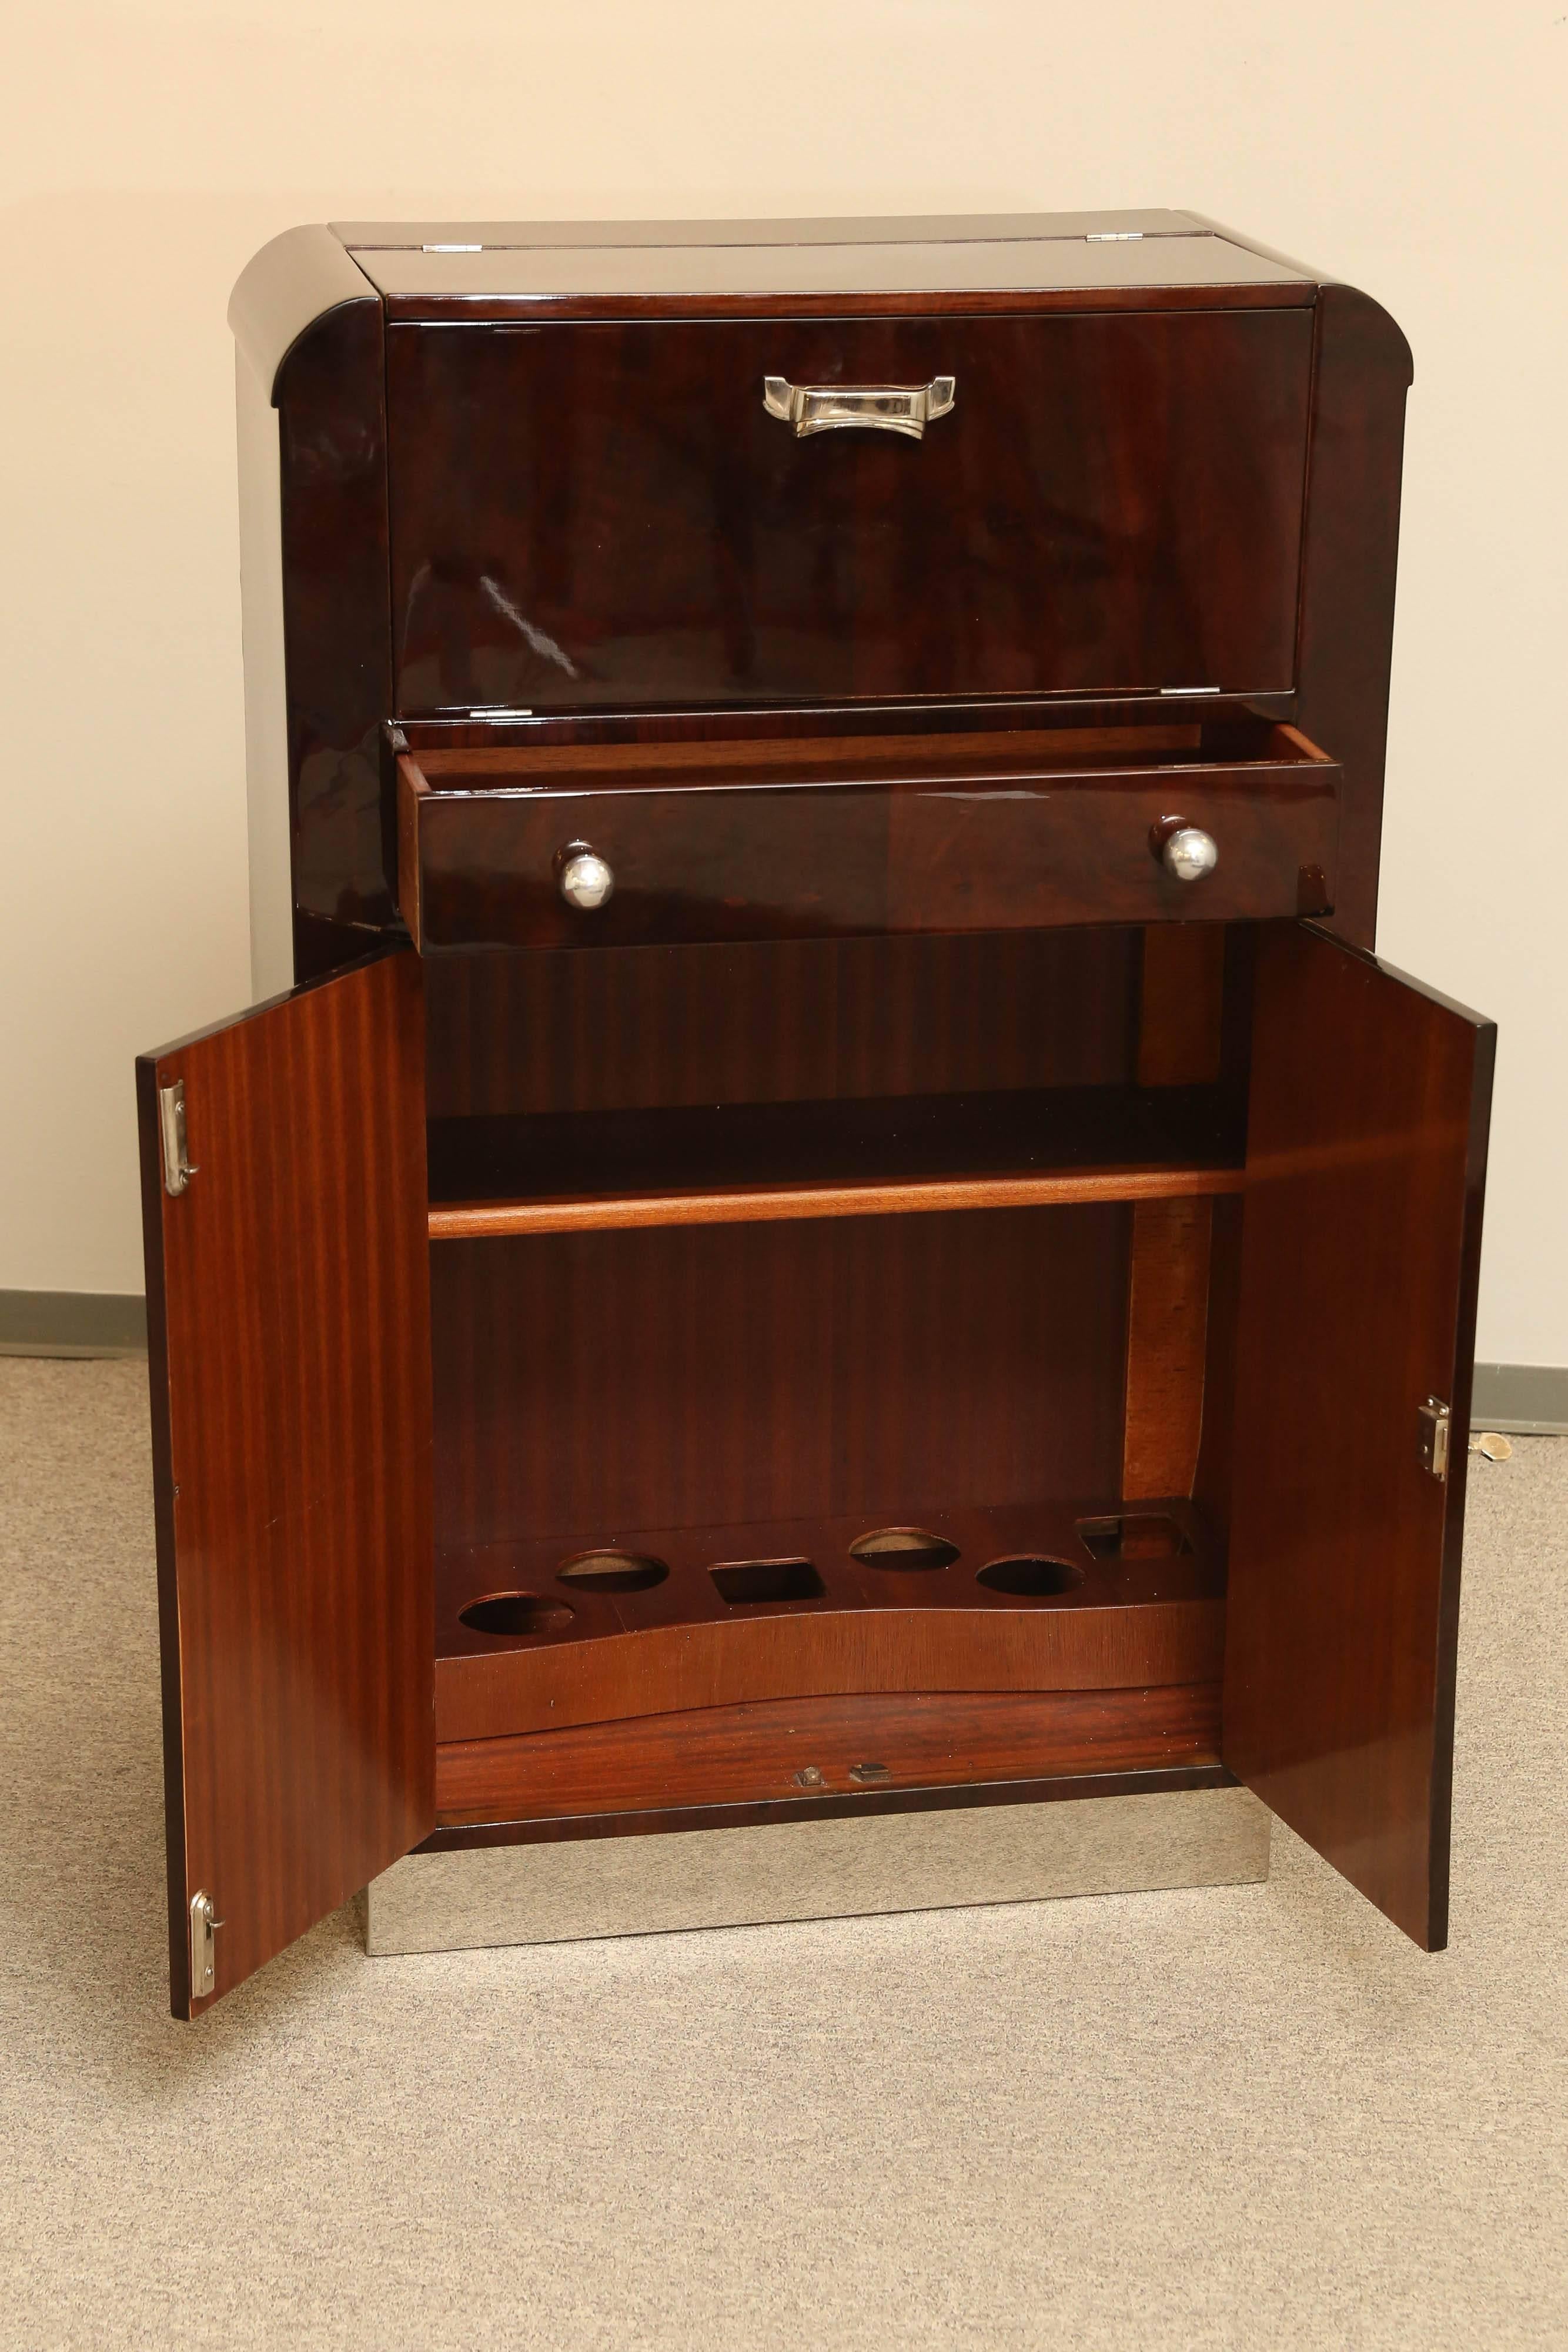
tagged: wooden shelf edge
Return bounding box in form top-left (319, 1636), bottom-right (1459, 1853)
top-left (427, 1162), bottom-right (1247, 1240)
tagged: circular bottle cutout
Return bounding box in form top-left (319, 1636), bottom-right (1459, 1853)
top-left (850, 1526), bottom-right (959, 1571)
top-left (975, 1556), bottom-right (1084, 1599)
top-left (556, 1549), bottom-right (669, 1593)
top-left (459, 1591), bottom-right (576, 1638)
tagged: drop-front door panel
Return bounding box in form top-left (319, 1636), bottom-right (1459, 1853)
top-left (385, 308), bottom-right (1313, 713)
top-left (137, 951), bottom-right (433, 2017)
top-left (1223, 924), bottom-right (1494, 1951)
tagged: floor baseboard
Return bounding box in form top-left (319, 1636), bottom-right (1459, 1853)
top-left (1469, 1362), bottom-right (1568, 1436)
top-left (0, 1290), bottom-right (149, 1357)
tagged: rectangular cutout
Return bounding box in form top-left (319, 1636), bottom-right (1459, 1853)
top-left (710, 1558), bottom-right (825, 1606)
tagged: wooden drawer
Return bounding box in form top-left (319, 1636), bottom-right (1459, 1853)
top-left (397, 721), bottom-right (1340, 952)
top-left (385, 309), bottom-right (1313, 713)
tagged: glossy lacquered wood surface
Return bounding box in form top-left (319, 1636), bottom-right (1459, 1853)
top-left (386, 310), bottom-right (1313, 714)
top-left (1223, 925), bottom-right (1493, 1950)
top-left (397, 725), bottom-right (1338, 950)
top-left (274, 302), bottom-right (396, 979)
top-left (433, 1683), bottom-right (1223, 1828)
top-left (229, 225), bottom-right (380, 402)
top-left (1293, 286), bottom-right (1413, 948)
top-left (251, 223), bottom-right (1407, 990)
top-left (434, 1498), bottom-right (1222, 1743)
top-left (138, 953), bottom-right (433, 2016)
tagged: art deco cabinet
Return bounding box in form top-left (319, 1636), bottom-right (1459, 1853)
top-left (138, 211), bottom-right (1493, 2017)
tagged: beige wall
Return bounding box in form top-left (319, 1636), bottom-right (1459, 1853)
top-left (2, 0), bottom-right (1564, 1360)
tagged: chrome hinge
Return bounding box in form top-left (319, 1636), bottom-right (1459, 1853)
top-left (158, 1080), bottom-right (198, 1197)
top-left (1087, 230), bottom-right (1144, 242)
top-left (422, 242), bottom-right (482, 253)
top-left (1418, 1397), bottom-right (1452, 1481)
top-left (189, 1890), bottom-right (221, 1997)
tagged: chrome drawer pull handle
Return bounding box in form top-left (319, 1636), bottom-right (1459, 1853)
top-left (1159, 825), bottom-right (1220, 883)
top-left (762, 375), bottom-right (956, 442)
top-left (556, 843), bottom-right (615, 910)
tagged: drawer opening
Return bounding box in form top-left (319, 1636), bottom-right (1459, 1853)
top-left (395, 716), bottom-right (1340, 955)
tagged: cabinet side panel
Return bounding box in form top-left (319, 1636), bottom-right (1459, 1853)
top-left (236, 348), bottom-right (294, 1003)
top-left (276, 299), bottom-right (396, 980)
top-left (1294, 285), bottom-right (1413, 948)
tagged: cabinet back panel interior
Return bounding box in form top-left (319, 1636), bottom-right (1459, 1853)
top-left (430, 1202), bottom-right (1133, 1556)
top-left (423, 928), bottom-right (1144, 1118)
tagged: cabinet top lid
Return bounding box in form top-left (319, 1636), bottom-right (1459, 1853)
top-left (329, 211), bottom-right (1316, 307)
top-left (231, 214), bottom-right (1326, 398)
top-left (332, 208), bottom-right (1205, 250)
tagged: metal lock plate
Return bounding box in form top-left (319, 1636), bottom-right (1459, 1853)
top-left (158, 1080), bottom-right (198, 1196)
top-left (189, 1890), bottom-right (218, 1997)
top-left (1417, 1397), bottom-right (1452, 1481)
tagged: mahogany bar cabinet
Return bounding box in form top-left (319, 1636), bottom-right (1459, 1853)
top-left (138, 211), bottom-right (1494, 2016)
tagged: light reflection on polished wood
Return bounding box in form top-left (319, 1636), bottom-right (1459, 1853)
top-left (427, 1161), bottom-right (1246, 1240)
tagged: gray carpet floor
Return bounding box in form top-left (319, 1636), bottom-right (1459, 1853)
top-left (2, 1357), bottom-right (1566, 2349)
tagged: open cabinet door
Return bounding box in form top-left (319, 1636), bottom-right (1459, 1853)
top-left (1223, 924), bottom-right (1494, 1950)
top-left (137, 950), bottom-right (433, 2017)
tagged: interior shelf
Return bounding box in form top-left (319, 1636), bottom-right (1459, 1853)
top-left (426, 1082), bottom-right (1246, 1239)
top-left (433, 1496), bottom-right (1225, 1744)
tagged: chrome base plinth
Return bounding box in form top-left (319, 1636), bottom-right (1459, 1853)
top-left (360, 1788), bottom-right (1271, 1958)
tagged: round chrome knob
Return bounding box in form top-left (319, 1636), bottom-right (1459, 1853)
top-left (1161, 825), bottom-right (1219, 883)
top-left (557, 844), bottom-right (614, 911)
